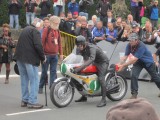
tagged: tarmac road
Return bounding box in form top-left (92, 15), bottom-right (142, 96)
top-left (0, 63), bottom-right (160, 120)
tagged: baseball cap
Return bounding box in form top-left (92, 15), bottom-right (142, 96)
top-left (73, 11), bottom-right (78, 15)
top-left (131, 21), bottom-right (140, 28)
top-left (106, 98), bottom-right (160, 120)
top-left (128, 33), bottom-right (139, 41)
top-left (154, 0), bottom-right (158, 2)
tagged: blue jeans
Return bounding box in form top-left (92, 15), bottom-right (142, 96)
top-left (9, 14), bottom-right (19, 29)
top-left (131, 62), bottom-right (160, 94)
top-left (39, 55), bottom-right (58, 88)
top-left (79, 12), bottom-right (88, 20)
top-left (26, 12), bottom-right (35, 25)
top-left (17, 61), bottom-right (39, 104)
top-left (54, 5), bottom-right (63, 16)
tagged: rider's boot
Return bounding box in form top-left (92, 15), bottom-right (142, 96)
top-left (97, 81), bottom-right (107, 107)
top-left (75, 96), bottom-right (87, 102)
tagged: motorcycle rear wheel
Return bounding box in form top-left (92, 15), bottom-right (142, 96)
top-left (50, 80), bottom-right (74, 108)
top-left (106, 74), bottom-right (128, 101)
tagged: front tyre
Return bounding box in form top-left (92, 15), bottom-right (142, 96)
top-left (106, 74), bottom-right (128, 101)
top-left (50, 80), bottom-right (74, 108)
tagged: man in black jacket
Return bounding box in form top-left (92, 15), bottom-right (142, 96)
top-left (74, 20), bottom-right (92, 43)
top-left (14, 18), bottom-right (45, 109)
top-left (39, 0), bottom-right (51, 19)
top-left (79, 0), bottom-right (93, 20)
top-left (8, 0), bottom-right (22, 29)
top-left (73, 35), bottom-right (109, 107)
top-left (96, 0), bottom-right (112, 21)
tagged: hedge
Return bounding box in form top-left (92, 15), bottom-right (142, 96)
top-left (0, 0), bottom-right (157, 27)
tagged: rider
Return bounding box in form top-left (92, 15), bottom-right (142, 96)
top-left (73, 35), bottom-right (109, 107)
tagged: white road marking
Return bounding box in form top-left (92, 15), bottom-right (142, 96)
top-left (0, 71), bottom-right (61, 78)
top-left (6, 108), bottom-right (52, 116)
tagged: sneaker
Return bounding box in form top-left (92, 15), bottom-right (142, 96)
top-left (4, 79), bottom-right (9, 84)
top-left (75, 96), bottom-right (87, 102)
top-left (38, 88), bottom-right (43, 94)
top-left (27, 103), bottom-right (43, 109)
top-left (130, 94), bottom-right (137, 99)
top-left (21, 101), bottom-right (28, 107)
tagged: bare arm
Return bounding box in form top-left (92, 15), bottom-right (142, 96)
top-left (153, 53), bottom-right (159, 66)
top-left (118, 56), bottom-right (138, 72)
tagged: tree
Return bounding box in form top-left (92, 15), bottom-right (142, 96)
top-left (112, 0), bottom-right (130, 19)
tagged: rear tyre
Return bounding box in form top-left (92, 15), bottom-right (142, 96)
top-left (106, 74), bottom-right (128, 101)
top-left (50, 80), bottom-right (74, 108)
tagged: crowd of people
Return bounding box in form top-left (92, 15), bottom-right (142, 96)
top-left (1, 0), bottom-right (160, 109)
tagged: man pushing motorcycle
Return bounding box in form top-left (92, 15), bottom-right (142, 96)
top-left (73, 35), bottom-right (109, 107)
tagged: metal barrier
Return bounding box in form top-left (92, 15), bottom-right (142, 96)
top-left (60, 31), bottom-right (76, 57)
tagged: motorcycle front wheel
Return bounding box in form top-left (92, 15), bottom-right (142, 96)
top-left (106, 74), bottom-right (128, 101)
top-left (50, 80), bottom-right (74, 108)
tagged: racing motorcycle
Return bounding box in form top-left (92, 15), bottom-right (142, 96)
top-left (50, 53), bottom-right (128, 108)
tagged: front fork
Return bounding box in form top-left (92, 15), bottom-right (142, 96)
top-left (64, 77), bottom-right (71, 93)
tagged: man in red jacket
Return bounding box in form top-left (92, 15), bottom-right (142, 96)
top-left (39, 16), bottom-right (63, 94)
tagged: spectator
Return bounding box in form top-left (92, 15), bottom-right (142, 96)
top-left (96, 0), bottom-right (112, 21)
top-left (39, 0), bottom-right (51, 19)
top-left (121, 24), bottom-right (132, 42)
top-left (24, 0), bottom-right (38, 26)
top-left (74, 20), bottom-right (92, 43)
top-left (43, 17), bottom-right (50, 28)
top-left (141, 21), bottom-right (153, 44)
top-left (91, 15), bottom-right (98, 26)
top-left (79, 0), bottom-right (94, 20)
top-left (102, 10), bottom-right (116, 27)
top-left (131, 21), bottom-right (142, 39)
top-left (87, 20), bottom-right (94, 31)
top-left (68, 0), bottom-right (79, 15)
top-left (138, 0), bottom-right (145, 24)
top-left (114, 17), bottom-right (123, 40)
top-left (152, 29), bottom-right (160, 48)
top-left (0, 24), bottom-right (15, 84)
top-left (126, 14), bottom-right (134, 26)
top-left (8, 0), bottom-right (22, 29)
top-left (153, 44), bottom-right (160, 96)
top-left (14, 18), bottom-right (45, 109)
top-left (148, 0), bottom-right (160, 30)
top-left (63, 12), bottom-right (76, 35)
top-left (81, 16), bottom-right (87, 21)
top-left (39, 16), bottom-right (63, 93)
top-left (75, 21), bottom-right (81, 29)
top-left (54, 0), bottom-right (65, 16)
top-left (59, 12), bottom-right (66, 31)
top-left (146, 0), bottom-right (154, 18)
top-left (106, 98), bottom-right (160, 120)
top-left (73, 11), bottom-right (79, 21)
top-left (130, 0), bottom-right (139, 22)
top-left (106, 22), bottom-right (117, 43)
top-left (92, 21), bottom-right (106, 43)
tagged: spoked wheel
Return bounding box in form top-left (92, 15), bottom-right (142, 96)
top-left (50, 80), bottom-right (74, 108)
top-left (106, 74), bottom-right (128, 101)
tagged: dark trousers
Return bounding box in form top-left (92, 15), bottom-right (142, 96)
top-left (131, 62), bottom-right (160, 94)
top-left (96, 62), bottom-right (108, 98)
top-left (131, 6), bottom-right (139, 23)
